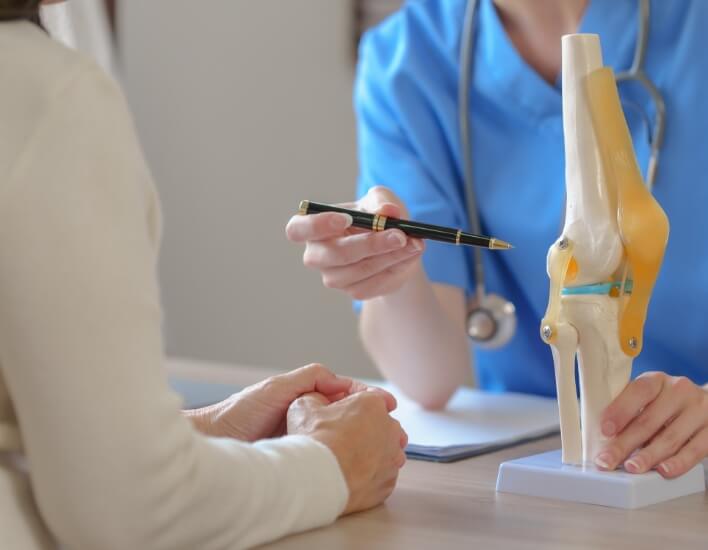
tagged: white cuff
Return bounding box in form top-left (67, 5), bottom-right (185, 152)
top-left (252, 434), bottom-right (349, 532)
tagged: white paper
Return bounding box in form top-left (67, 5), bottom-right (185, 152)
top-left (380, 383), bottom-right (560, 459)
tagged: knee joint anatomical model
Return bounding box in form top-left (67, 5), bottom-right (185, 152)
top-left (540, 34), bottom-right (669, 466)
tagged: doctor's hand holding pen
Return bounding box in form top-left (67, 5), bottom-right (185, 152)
top-left (286, 186), bottom-right (425, 301)
top-left (286, 186), bottom-right (472, 410)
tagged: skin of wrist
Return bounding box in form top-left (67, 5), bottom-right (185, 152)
top-left (378, 263), bottom-right (430, 307)
top-left (184, 406), bottom-right (217, 436)
top-left (305, 427), bottom-right (361, 515)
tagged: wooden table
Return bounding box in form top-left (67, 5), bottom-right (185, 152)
top-left (167, 358), bottom-right (708, 550)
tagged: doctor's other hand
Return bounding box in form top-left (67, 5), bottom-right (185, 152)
top-left (287, 390), bottom-right (408, 515)
top-left (595, 372), bottom-right (708, 478)
top-left (184, 364), bottom-right (393, 442)
top-left (285, 186), bottom-right (425, 300)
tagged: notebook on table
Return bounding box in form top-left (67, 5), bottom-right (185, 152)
top-left (381, 383), bottom-right (560, 463)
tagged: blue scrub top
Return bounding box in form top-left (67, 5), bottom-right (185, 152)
top-left (354, 0), bottom-right (708, 397)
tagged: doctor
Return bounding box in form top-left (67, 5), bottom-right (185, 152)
top-left (287, 0), bottom-right (708, 478)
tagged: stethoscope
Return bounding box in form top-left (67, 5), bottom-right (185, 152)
top-left (459, 0), bottom-right (665, 348)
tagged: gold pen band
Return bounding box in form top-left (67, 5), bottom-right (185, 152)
top-left (378, 215), bottom-right (387, 231)
top-left (372, 214), bottom-right (388, 232)
top-left (298, 200), bottom-right (310, 215)
top-left (456, 230), bottom-right (462, 245)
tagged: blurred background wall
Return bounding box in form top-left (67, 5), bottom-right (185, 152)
top-left (118, 0), bottom-right (400, 378)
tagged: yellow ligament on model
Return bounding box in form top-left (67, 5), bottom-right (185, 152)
top-left (586, 67), bottom-right (669, 357)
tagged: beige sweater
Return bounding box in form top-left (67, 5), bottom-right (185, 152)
top-left (0, 21), bottom-right (347, 550)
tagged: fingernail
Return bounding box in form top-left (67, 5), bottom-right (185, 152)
top-left (659, 461), bottom-right (671, 475)
top-left (601, 420), bottom-right (616, 437)
top-left (411, 239), bottom-right (423, 252)
top-left (594, 452), bottom-right (613, 470)
top-left (625, 457), bottom-right (643, 473)
top-left (331, 214), bottom-right (353, 229)
top-left (388, 231), bottom-right (406, 247)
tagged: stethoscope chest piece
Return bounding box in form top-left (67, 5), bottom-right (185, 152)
top-left (466, 292), bottom-right (517, 349)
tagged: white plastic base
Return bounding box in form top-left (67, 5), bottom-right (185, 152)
top-left (496, 449), bottom-right (705, 509)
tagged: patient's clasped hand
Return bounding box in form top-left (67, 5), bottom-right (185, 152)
top-left (185, 364), bottom-right (407, 514)
top-left (541, 34), bottom-right (708, 477)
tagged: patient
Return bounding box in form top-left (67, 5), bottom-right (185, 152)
top-left (0, 2), bottom-right (406, 549)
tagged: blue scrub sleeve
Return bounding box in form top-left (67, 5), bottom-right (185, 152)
top-left (353, 30), bottom-right (472, 303)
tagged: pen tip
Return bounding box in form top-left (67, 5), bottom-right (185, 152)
top-left (490, 239), bottom-right (514, 250)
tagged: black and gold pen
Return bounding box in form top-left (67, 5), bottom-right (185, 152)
top-left (298, 200), bottom-right (513, 250)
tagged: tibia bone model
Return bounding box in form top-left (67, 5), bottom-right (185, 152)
top-left (540, 34), bottom-right (669, 466)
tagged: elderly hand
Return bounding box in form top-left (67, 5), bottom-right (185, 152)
top-left (594, 372), bottom-right (708, 478)
top-left (185, 364), bottom-right (396, 441)
top-left (287, 389), bottom-right (408, 515)
top-left (285, 186), bottom-right (424, 301)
